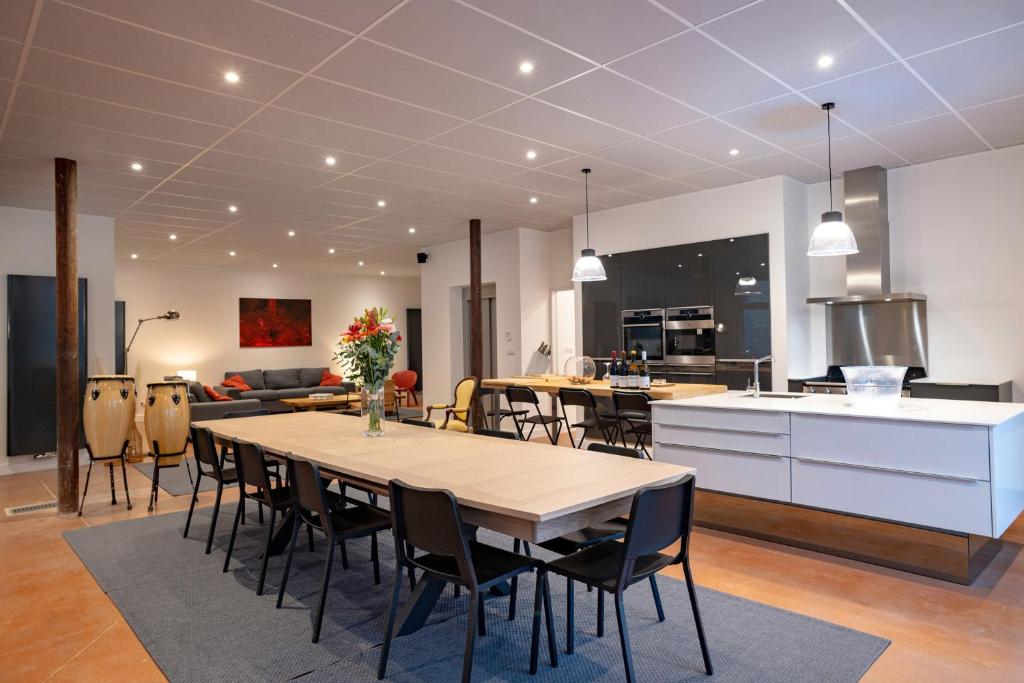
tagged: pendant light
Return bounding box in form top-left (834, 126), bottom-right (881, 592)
top-left (571, 168), bottom-right (607, 282)
top-left (734, 275), bottom-right (761, 296)
top-left (807, 102), bottom-right (859, 257)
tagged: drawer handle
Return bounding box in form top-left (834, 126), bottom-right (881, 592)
top-left (657, 424), bottom-right (787, 437)
top-left (793, 457), bottom-right (979, 483)
top-left (656, 443), bottom-right (783, 458)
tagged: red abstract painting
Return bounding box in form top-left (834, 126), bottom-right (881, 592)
top-left (239, 298), bottom-right (312, 348)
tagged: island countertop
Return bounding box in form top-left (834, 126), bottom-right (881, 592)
top-left (654, 390), bottom-right (1024, 427)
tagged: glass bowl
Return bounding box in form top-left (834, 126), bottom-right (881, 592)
top-left (841, 366), bottom-right (907, 405)
top-left (563, 356), bottom-right (597, 384)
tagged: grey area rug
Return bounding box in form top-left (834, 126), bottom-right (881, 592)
top-left (64, 507), bottom-right (888, 682)
top-left (133, 458), bottom-right (237, 496)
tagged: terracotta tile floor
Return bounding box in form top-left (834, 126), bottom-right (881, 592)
top-left (1, 446), bottom-right (1023, 682)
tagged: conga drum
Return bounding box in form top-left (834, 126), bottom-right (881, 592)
top-left (82, 375), bottom-right (135, 459)
top-left (144, 381), bottom-right (190, 466)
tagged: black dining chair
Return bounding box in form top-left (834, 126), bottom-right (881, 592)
top-left (558, 387), bottom-right (619, 448)
top-left (483, 388), bottom-right (529, 431)
top-left (276, 456), bottom-right (392, 643)
top-left (378, 479), bottom-right (558, 682)
top-left (612, 391), bottom-right (653, 458)
top-left (475, 428), bottom-right (521, 440)
top-left (184, 426), bottom-right (239, 554)
top-left (506, 385), bottom-right (565, 445)
top-left (221, 409), bottom-right (280, 514)
top-left (545, 475), bottom-right (712, 682)
top-left (401, 417), bottom-right (436, 428)
top-left (222, 439), bottom-right (301, 595)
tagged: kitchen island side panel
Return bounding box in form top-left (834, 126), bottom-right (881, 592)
top-left (992, 413), bottom-right (1024, 537)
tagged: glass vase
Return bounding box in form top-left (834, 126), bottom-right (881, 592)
top-left (361, 382), bottom-right (385, 437)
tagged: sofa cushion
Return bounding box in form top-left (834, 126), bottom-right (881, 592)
top-left (299, 367), bottom-right (327, 387)
top-left (320, 369), bottom-right (343, 386)
top-left (203, 385), bottom-right (233, 401)
top-left (224, 370), bottom-right (264, 390)
top-left (240, 389), bottom-right (279, 401)
top-left (276, 387), bottom-right (320, 399)
top-left (264, 368), bottom-right (300, 389)
top-left (188, 380), bottom-right (211, 403)
top-left (222, 375), bottom-right (253, 392)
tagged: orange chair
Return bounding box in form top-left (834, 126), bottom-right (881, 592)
top-left (392, 370), bottom-right (418, 406)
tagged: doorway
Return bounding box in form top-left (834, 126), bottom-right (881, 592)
top-left (551, 289), bottom-right (577, 377)
top-left (461, 284), bottom-right (497, 379)
top-left (405, 308), bottom-right (422, 391)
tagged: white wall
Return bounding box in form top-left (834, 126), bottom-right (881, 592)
top-left (115, 261), bottom-right (420, 391)
top-left (0, 206), bottom-right (115, 458)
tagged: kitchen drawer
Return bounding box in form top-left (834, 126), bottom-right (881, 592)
top-left (791, 458), bottom-right (992, 536)
top-left (657, 443), bottom-right (790, 502)
top-left (791, 414), bottom-right (990, 481)
top-left (655, 423), bottom-right (789, 456)
top-left (654, 405), bottom-right (789, 434)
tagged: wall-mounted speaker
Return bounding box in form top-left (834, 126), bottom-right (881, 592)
top-left (416, 252), bottom-right (428, 264)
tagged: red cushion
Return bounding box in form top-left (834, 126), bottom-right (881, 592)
top-left (320, 369), bottom-right (343, 387)
top-left (222, 374), bottom-right (253, 391)
top-left (203, 385), bottom-right (234, 402)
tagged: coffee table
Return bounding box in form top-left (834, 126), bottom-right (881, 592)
top-left (280, 394), bottom-right (355, 412)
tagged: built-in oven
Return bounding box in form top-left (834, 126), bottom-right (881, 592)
top-left (664, 306), bottom-right (715, 366)
top-left (621, 308), bottom-right (664, 361)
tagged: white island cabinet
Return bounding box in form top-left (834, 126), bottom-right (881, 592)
top-left (652, 392), bottom-right (1024, 582)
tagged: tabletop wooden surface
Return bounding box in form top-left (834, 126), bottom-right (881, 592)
top-left (279, 395), bottom-right (354, 410)
top-left (481, 376), bottom-right (727, 400)
top-left (192, 411), bottom-right (695, 542)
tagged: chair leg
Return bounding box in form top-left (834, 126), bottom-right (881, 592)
top-left (509, 539), bottom-right (520, 621)
top-left (205, 482), bottom-right (223, 554)
top-left (257, 498), bottom-right (264, 524)
top-left (477, 592), bottom-right (486, 636)
top-left (307, 523), bottom-right (315, 552)
top-left (184, 470), bottom-right (202, 538)
top-left (529, 570), bottom-right (544, 674)
top-left (542, 571), bottom-right (559, 668)
top-left (340, 539), bottom-right (349, 569)
top-left (371, 531), bottom-right (381, 585)
top-left (119, 456), bottom-right (132, 510)
top-left (649, 575), bottom-right (666, 622)
top-left (184, 457), bottom-right (194, 487)
top-left (312, 542), bottom-right (336, 643)
top-left (108, 463), bottom-right (117, 505)
top-left (597, 589), bottom-right (605, 637)
top-left (566, 577), bottom-right (575, 654)
top-left (276, 514), bottom-right (302, 609)
top-left (222, 494), bottom-right (244, 573)
top-left (240, 495), bottom-right (246, 526)
top-left (684, 559), bottom-right (714, 675)
top-left (377, 565), bottom-right (405, 680)
top-left (256, 508), bottom-right (276, 595)
top-left (78, 460), bottom-right (94, 516)
top-left (614, 592), bottom-right (637, 683)
top-left (565, 421), bottom-right (577, 448)
top-left (462, 591), bottom-right (479, 683)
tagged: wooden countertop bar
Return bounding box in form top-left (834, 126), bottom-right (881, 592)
top-left (481, 376), bottom-right (727, 400)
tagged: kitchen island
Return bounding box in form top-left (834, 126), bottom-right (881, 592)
top-left (652, 391), bottom-right (1024, 583)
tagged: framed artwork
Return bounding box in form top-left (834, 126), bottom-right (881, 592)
top-left (239, 298), bottom-right (312, 347)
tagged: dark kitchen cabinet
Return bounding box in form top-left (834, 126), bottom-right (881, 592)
top-left (712, 234), bottom-right (770, 360)
top-left (716, 361), bottom-right (771, 391)
top-left (910, 380), bottom-right (1012, 402)
top-left (581, 254), bottom-right (620, 359)
top-left (620, 248), bottom-right (665, 311)
top-left (663, 242), bottom-right (714, 308)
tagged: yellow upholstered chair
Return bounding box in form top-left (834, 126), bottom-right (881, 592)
top-left (425, 376), bottom-right (477, 432)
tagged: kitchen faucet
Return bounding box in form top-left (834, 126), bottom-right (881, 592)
top-left (751, 355), bottom-right (773, 398)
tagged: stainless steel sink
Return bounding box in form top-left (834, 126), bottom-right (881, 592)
top-left (737, 393), bottom-right (807, 399)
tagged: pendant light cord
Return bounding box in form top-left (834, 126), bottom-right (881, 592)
top-left (825, 105), bottom-right (834, 212)
top-left (584, 170), bottom-right (590, 248)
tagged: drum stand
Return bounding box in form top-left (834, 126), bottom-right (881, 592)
top-left (78, 442), bottom-right (133, 516)
top-left (148, 441), bottom-right (193, 512)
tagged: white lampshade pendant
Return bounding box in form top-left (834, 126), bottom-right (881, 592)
top-left (572, 168), bottom-right (607, 282)
top-left (808, 103), bottom-right (859, 257)
top-left (734, 275), bottom-right (761, 296)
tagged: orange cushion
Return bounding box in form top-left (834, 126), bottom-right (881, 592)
top-left (222, 374), bottom-right (253, 391)
top-left (203, 385), bottom-right (233, 402)
top-left (320, 369), bottom-right (343, 387)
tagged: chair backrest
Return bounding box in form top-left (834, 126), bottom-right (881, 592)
top-left (388, 479), bottom-right (476, 586)
top-left (476, 428), bottom-right (520, 440)
top-left (232, 439), bottom-right (274, 494)
top-left (449, 376), bottom-right (477, 425)
top-left (587, 442), bottom-right (643, 459)
top-left (392, 370), bottom-right (417, 391)
top-left (285, 456), bottom-right (332, 532)
top-left (618, 475), bottom-right (696, 589)
top-left (558, 387), bottom-right (597, 410)
top-left (612, 391), bottom-right (652, 415)
top-left (401, 417), bottom-right (436, 428)
top-left (189, 426), bottom-right (224, 477)
top-left (224, 409), bottom-right (270, 419)
top-left (506, 385), bottom-right (540, 406)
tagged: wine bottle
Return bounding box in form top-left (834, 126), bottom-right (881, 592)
top-left (628, 350), bottom-right (639, 389)
top-left (609, 350), bottom-right (618, 388)
top-left (619, 350), bottom-right (628, 388)
top-left (640, 350), bottom-right (651, 389)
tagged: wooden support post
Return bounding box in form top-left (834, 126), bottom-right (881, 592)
top-left (55, 157), bottom-right (79, 514)
top-left (468, 218), bottom-right (484, 431)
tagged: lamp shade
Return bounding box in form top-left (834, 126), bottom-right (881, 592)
top-left (176, 369), bottom-right (197, 382)
top-left (807, 211), bottom-right (858, 256)
top-left (571, 248), bottom-right (606, 282)
top-left (162, 310), bottom-right (181, 320)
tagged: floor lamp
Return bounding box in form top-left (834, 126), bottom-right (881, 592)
top-left (124, 310), bottom-right (180, 372)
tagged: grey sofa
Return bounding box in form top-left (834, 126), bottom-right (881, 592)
top-left (162, 377), bottom-right (263, 421)
top-left (215, 368), bottom-right (357, 413)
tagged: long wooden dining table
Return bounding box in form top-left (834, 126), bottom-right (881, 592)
top-left (193, 411), bottom-right (696, 636)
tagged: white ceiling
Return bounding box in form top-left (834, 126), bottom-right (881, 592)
top-left (0, 0), bottom-right (1022, 276)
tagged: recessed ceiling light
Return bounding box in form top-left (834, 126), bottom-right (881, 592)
top-left (272, 263), bottom-right (278, 268)
top-left (677, 264), bottom-right (682, 268)
top-left (519, 61), bottom-right (534, 74)
top-left (287, 229), bottom-right (295, 237)
top-left (380, 270), bottom-right (386, 276)
top-left (130, 162), bottom-right (142, 171)
top-left (408, 227), bottom-right (416, 234)
top-left (325, 155), bottom-right (336, 166)
top-left (169, 234), bottom-right (177, 240)
top-left (525, 150), bottom-right (537, 160)
top-left (228, 205), bottom-right (238, 213)
top-left (328, 247), bottom-right (336, 254)
top-left (817, 54), bottom-right (834, 69)
top-left (377, 200), bottom-right (387, 208)
top-left (130, 253), bottom-right (138, 259)
top-left (358, 261), bottom-right (364, 266)
top-left (529, 197), bottom-right (538, 204)
top-left (229, 250), bottom-right (236, 256)
top-left (698, 252), bottom-right (703, 257)
top-left (729, 148), bottom-right (740, 157)
top-left (224, 71), bottom-right (240, 83)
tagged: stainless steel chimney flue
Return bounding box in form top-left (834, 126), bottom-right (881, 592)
top-left (844, 166), bottom-right (890, 296)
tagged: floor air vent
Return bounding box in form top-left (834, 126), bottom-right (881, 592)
top-left (5, 501), bottom-right (58, 517)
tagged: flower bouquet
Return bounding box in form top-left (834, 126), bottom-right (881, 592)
top-left (334, 307), bottom-right (401, 437)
